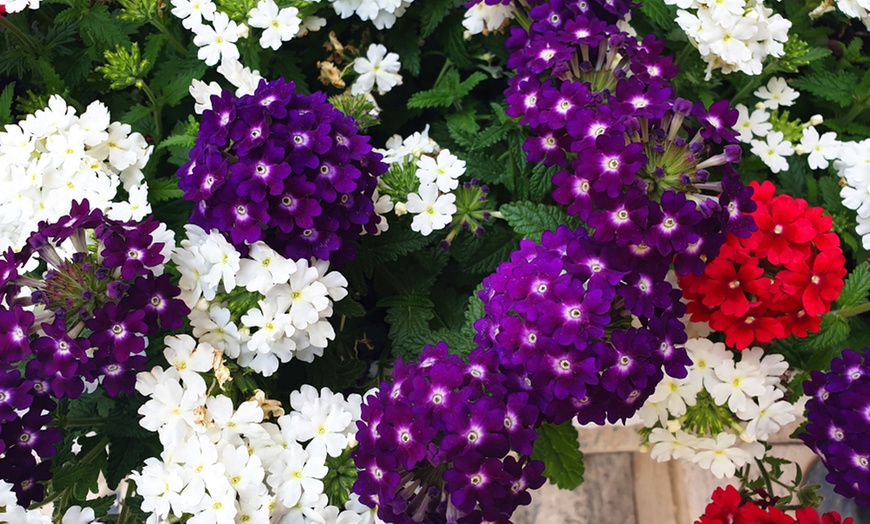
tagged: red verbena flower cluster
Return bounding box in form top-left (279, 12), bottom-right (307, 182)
top-left (679, 181), bottom-right (846, 349)
top-left (696, 485), bottom-right (853, 524)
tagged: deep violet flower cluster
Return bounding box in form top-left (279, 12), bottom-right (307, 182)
top-left (0, 200), bottom-right (188, 505)
top-left (353, 342), bottom-right (546, 524)
top-left (500, 0), bottom-right (756, 275)
top-left (474, 225), bottom-right (691, 426)
top-left (179, 78), bottom-right (388, 265)
top-left (800, 349), bottom-right (870, 507)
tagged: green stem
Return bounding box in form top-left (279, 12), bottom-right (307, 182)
top-left (150, 18), bottom-right (188, 54)
top-left (0, 16), bottom-right (39, 53)
top-left (116, 482), bottom-right (136, 524)
top-left (834, 301), bottom-right (870, 318)
top-left (755, 458), bottom-right (776, 498)
top-left (138, 82), bottom-right (163, 142)
top-left (731, 76), bottom-right (764, 106)
top-left (52, 416), bottom-right (107, 428)
top-left (841, 101), bottom-right (869, 127)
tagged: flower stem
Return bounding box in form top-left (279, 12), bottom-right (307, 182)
top-left (0, 16), bottom-right (39, 53)
top-left (117, 482), bottom-right (135, 524)
top-left (834, 301), bottom-right (870, 318)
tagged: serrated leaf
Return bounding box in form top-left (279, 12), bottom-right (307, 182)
top-left (464, 152), bottom-right (506, 185)
top-left (531, 421), bottom-right (585, 490)
top-left (819, 176), bottom-right (846, 213)
top-left (777, 157), bottom-right (808, 199)
top-left (362, 226), bottom-right (433, 265)
top-left (147, 176), bottom-right (183, 202)
top-left (799, 46), bottom-right (832, 64)
top-left (836, 261), bottom-right (870, 309)
top-left (501, 201), bottom-right (578, 242)
top-left (120, 103), bottom-right (152, 125)
top-left (792, 71), bottom-right (857, 108)
top-left (157, 133), bottom-right (196, 151)
top-left (79, 5), bottom-right (131, 48)
top-left (444, 19), bottom-right (473, 68)
top-left (0, 82), bottom-right (15, 126)
top-left (529, 163), bottom-right (556, 202)
top-left (803, 314), bottom-right (850, 370)
top-left (334, 298), bottom-right (367, 318)
top-left (379, 294), bottom-right (434, 360)
top-left (639, 0), bottom-right (677, 32)
top-left (420, 0), bottom-right (453, 37)
top-left (105, 438), bottom-right (147, 489)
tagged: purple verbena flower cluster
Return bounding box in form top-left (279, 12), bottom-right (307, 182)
top-left (801, 349), bottom-right (870, 507)
top-left (0, 199), bottom-right (188, 504)
top-left (502, 0), bottom-right (756, 274)
top-left (353, 342), bottom-right (545, 524)
top-left (180, 78), bottom-right (388, 265)
top-left (474, 225), bottom-right (690, 426)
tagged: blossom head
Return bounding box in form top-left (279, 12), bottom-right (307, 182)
top-left (180, 78), bottom-right (388, 265)
top-left (802, 349), bottom-right (870, 507)
top-left (679, 181), bottom-right (846, 349)
top-left (475, 226), bottom-right (689, 425)
top-left (353, 342), bottom-right (545, 523)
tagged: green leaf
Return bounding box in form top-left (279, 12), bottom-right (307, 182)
top-left (531, 421), bottom-right (585, 490)
top-left (803, 314), bottom-right (850, 370)
top-left (379, 294), bottom-right (435, 360)
top-left (420, 0), bottom-right (453, 38)
top-left (836, 261), bottom-right (870, 309)
top-left (777, 157), bottom-right (808, 199)
top-left (79, 5), bottom-right (131, 48)
top-left (500, 201), bottom-right (578, 242)
top-left (444, 19), bottom-right (473, 68)
top-left (792, 71), bottom-right (858, 108)
top-left (363, 226), bottom-right (434, 265)
top-left (0, 82), bottom-right (16, 126)
top-left (529, 163), bottom-right (556, 202)
top-left (408, 69), bottom-right (485, 109)
top-left (147, 176), bottom-right (183, 202)
top-left (105, 438), bottom-right (147, 489)
top-left (639, 0), bottom-right (677, 32)
top-left (334, 298), bottom-right (367, 319)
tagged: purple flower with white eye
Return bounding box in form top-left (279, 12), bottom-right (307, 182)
top-left (0, 305), bottom-right (34, 362)
top-left (353, 343), bottom-right (545, 524)
top-left (801, 349), bottom-right (870, 507)
top-left (476, 226), bottom-right (688, 425)
top-left (86, 302), bottom-right (148, 363)
top-left (182, 78), bottom-right (386, 264)
top-left (577, 132), bottom-right (645, 198)
top-left (0, 365), bottom-right (32, 423)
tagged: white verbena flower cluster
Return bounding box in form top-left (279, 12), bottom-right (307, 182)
top-left (664, 0), bottom-right (791, 79)
top-left (0, 480), bottom-right (96, 523)
top-left (0, 95), bottom-right (152, 252)
top-left (133, 346), bottom-right (380, 524)
top-left (351, 44), bottom-right (403, 97)
top-left (734, 77), bottom-right (840, 174)
top-left (376, 128), bottom-right (464, 237)
top-left (0, 0), bottom-right (39, 13)
top-left (811, 0), bottom-right (870, 29)
top-left (170, 0), bottom-right (324, 97)
top-left (329, 0), bottom-right (414, 29)
top-left (636, 338), bottom-right (802, 479)
top-left (462, 1), bottom-right (515, 35)
top-left (172, 225), bottom-right (348, 376)
top-left (837, 140), bottom-right (870, 249)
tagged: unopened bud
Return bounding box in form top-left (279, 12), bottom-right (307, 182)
top-left (810, 114), bottom-right (824, 125)
top-left (394, 201), bottom-right (408, 216)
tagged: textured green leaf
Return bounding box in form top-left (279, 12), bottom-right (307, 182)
top-left (639, 0), bottom-right (677, 33)
top-left (379, 294), bottom-right (434, 359)
top-left (802, 314), bottom-right (850, 370)
top-left (792, 71), bottom-right (857, 108)
top-left (362, 226), bottom-right (434, 265)
top-left (420, 0), bottom-right (453, 37)
top-left (0, 82), bottom-right (15, 126)
top-left (529, 163), bottom-right (556, 202)
top-left (531, 421), bottom-right (585, 490)
top-left (837, 261), bottom-right (870, 309)
top-left (501, 201), bottom-right (578, 242)
top-left (147, 176), bottom-right (184, 202)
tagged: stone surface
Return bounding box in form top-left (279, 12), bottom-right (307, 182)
top-left (513, 453), bottom-right (636, 524)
